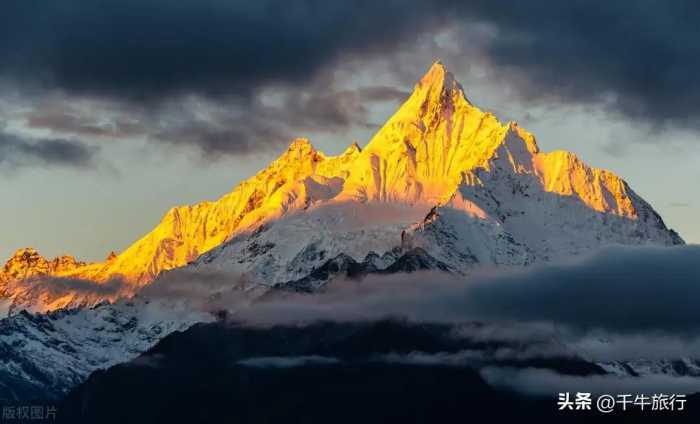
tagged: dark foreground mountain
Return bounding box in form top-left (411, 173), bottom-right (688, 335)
top-left (60, 320), bottom-right (699, 423)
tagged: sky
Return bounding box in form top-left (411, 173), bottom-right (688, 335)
top-left (1, 1), bottom-right (699, 262)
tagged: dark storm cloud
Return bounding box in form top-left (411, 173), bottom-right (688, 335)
top-left (153, 118), bottom-right (290, 157)
top-left (0, 1), bottom-right (429, 156)
top-left (0, 133), bottom-right (97, 170)
top-left (0, 1), bottom-right (446, 101)
top-left (3, 1), bottom-right (699, 157)
top-left (243, 245), bottom-right (700, 335)
top-left (27, 84), bottom-right (390, 157)
top-left (354, 86), bottom-right (411, 103)
top-left (25, 103), bottom-right (147, 139)
top-left (181, 84), bottom-right (377, 154)
top-left (460, 1), bottom-right (700, 128)
top-left (462, 245), bottom-right (700, 334)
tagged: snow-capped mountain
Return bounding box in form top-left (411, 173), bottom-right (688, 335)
top-left (0, 139), bottom-right (363, 289)
top-left (0, 61), bottom-right (683, 312)
top-left (0, 248), bottom-right (88, 282)
top-left (0, 62), bottom-right (687, 401)
top-left (0, 299), bottom-right (211, 402)
top-left (0, 249), bottom-right (126, 317)
top-left (184, 62), bottom-right (682, 287)
top-left (599, 359), bottom-right (700, 378)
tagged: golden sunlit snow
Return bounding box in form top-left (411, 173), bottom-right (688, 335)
top-left (0, 62), bottom-right (670, 311)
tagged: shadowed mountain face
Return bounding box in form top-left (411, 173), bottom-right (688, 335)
top-left (60, 320), bottom-right (700, 424)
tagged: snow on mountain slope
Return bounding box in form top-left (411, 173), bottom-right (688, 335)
top-left (87, 139), bottom-right (362, 286)
top-left (0, 249), bottom-right (125, 317)
top-left (182, 62), bottom-right (682, 285)
top-left (0, 139), bottom-right (361, 291)
top-left (0, 247), bottom-right (130, 317)
top-left (0, 61), bottom-right (684, 310)
top-left (339, 61), bottom-right (511, 204)
top-left (0, 299), bottom-right (211, 401)
top-left (598, 359), bottom-right (700, 378)
top-left (404, 133), bottom-right (683, 267)
top-left (189, 201), bottom-right (445, 288)
top-left (0, 142), bottom-right (364, 313)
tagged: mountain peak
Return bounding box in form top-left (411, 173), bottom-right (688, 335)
top-left (10, 247), bottom-right (40, 258)
top-left (273, 138), bottom-right (323, 168)
top-left (351, 62), bottom-right (498, 204)
top-left (1, 248), bottom-right (86, 282)
top-left (413, 61), bottom-right (470, 106)
top-left (0, 61), bottom-right (682, 311)
top-left (5, 248), bottom-right (45, 269)
top-left (286, 138), bottom-right (316, 154)
top-left (418, 61), bottom-right (448, 85)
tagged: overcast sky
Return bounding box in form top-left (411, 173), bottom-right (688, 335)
top-left (1, 1), bottom-right (698, 261)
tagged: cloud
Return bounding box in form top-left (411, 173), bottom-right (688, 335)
top-left (354, 86), bottom-right (411, 103)
top-left (150, 86), bottom-right (382, 156)
top-left (375, 325), bottom-right (700, 366)
top-left (0, 275), bottom-right (127, 316)
top-left (570, 333), bottom-right (700, 362)
top-left (4, 2), bottom-right (699, 159)
top-left (461, 245), bottom-right (700, 334)
top-left (19, 82), bottom-right (405, 157)
top-left (0, 1), bottom-right (443, 101)
top-left (33, 277), bottom-right (126, 296)
top-left (377, 346), bottom-right (577, 367)
top-left (481, 366), bottom-right (700, 396)
top-left (237, 355), bottom-right (340, 368)
top-left (112, 244), bottom-right (700, 397)
top-left (0, 132), bottom-right (97, 170)
top-left (220, 244), bottom-right (700, 396)
top-left (24, 102), bottom-right (147, 139)
top-left (459, 1), bottom-right (700, 129)
top-left (137, 267), bottom-right (261, 313)
top-left (1, 1), bottom-right (698, 129)
top-left (0, 1), bottom-right (430, 157)
top-left (241, 245), bottom-right (700, 336)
